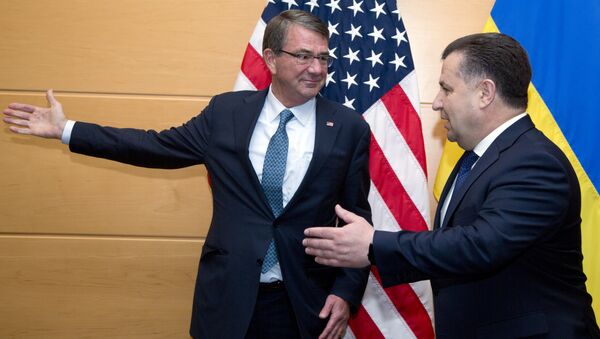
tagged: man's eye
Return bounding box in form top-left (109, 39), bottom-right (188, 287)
top-left (297, 54), bottom-right (311, 61)
top-left (317, 56), bottom-right (329, 62)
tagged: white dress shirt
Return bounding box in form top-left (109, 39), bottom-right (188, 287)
top-left (249, 87), bottom-right (316, 282)
top-left (439, 113), bottom-right (527, 226)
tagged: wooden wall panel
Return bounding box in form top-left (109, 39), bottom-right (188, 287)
top-left (0, 93), bottom-right (212, 237)
top-left (0, 236), bottom-right (201, 338)
top-left (401, 0), bottom-right (495, 102)
top-left (0, 0), bottom-right (265, 96)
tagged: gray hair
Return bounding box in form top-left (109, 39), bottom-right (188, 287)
top-left (262, 10), bottom-right (329, 53)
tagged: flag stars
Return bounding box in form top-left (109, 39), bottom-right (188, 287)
top-left (348, 0), bottom-right (364, 17)
top-left (343, 96), bottom-right (356, 109)
top-left (390, 53), bottom-right (407, 71)
top-left (326, 71), bottom-right (336, 87)
top-left (328, 21), bottom-right (339, 38)
top-left (325, 0), bottom-right (342, 14)
top-left (392, 28), bottom-right (407, 47)
top-left (364, 74), bottom-right (380, 92)
top-left (281, 0), bottom-right (298, 9)
top-left (341, 72), bottom-right (358, 89)
top-left (392, 8), bottom-right (402, 21)
top-left (305, 0), bottom-right (319, 11)
top-left (368, 26), bottom-right (386, 44)
top-left (343, 47), bottom-right (360, 65)
top-left (329, 47), bottom-right (338, 59)
top-left (345, 24), bottom-right (363, 41)
top-left (366, 50), bottom-right (383, 67)
top-left (370, 1), bottom-right (387, 19)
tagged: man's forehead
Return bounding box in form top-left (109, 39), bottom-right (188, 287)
top-left (283, 24), bottom-right (328, 49)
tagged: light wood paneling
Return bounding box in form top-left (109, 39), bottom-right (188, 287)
top-left (0, 93), bottom-right (212, 237)
top-left (401, 0), bottom-right (495, 102)
top-left (0, 0), bottom-right (265, 96)
top-left (0, 236), bottom-right (201, 338)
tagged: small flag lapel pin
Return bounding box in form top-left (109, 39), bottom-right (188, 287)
top-left (326, 121), bottom-right (334, 127)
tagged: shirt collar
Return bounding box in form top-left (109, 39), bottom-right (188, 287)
top-left (265, 86), bottom-right (316, 127)
top-left (472, 112), bottom-right (527, 157)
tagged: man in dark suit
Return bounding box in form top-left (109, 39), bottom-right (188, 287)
top-left (304, 33), bottom-right (600, 338)
top-left (2, 10), bottom-right (371, 339)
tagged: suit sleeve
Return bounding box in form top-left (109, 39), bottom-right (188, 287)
top-left (374, 143), bottom-right (576, 287)
top-left (330, 122), bottom-right (372, 310)
top-left (69, 96), bottom-right (217, 169)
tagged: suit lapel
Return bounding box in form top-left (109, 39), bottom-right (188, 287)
top-left (434, 161), bottom-right (462, 229)
top-left (439, 115), bottom-right (536, 228)
top-left (283, 96), bottom-right (341, 213)
top-left (232, 89), bottom-right (273, 216)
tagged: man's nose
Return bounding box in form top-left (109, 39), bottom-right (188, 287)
top-left (432, 92), bottom-right (443, 111)
top-left (307, 57), bottom-right (326, 73)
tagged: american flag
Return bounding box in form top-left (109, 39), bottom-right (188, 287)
top-left (234, 0), bottom-right (434, 337)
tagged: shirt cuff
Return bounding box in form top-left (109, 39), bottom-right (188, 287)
top-left (61, 120), bottom-right (76, 145)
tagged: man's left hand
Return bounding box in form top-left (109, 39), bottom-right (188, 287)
top-left (318, 294), bottom-right (350, 339)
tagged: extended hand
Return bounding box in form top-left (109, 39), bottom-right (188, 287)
top-left (3, 89), bottom-right (67, 139)
top-left (318, 294), bottom-right (350, 339)
top-left (304, 204), bottom-right (374, 268)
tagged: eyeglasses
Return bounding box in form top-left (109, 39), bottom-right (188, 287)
top-left (278, 50), bottom-right (333, 67)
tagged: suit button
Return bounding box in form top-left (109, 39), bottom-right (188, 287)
top-left (256, 259), bottom-right (263, 266)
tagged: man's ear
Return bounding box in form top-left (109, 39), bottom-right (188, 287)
top-left (263, 48), bottom-right (277, 74)
top-left (479, 78), bottom-right (496, 108)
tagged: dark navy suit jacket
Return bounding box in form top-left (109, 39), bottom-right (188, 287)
top-left (69, 89), bottom-right (372, 338)
top-left (373, 116), bottom-right (599, 338)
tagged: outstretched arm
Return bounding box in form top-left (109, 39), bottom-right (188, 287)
top-left (3, 89), bottom-right (67, 139)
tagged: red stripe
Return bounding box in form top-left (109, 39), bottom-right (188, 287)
top-left (348, 305), bottom-right (385, 338)
top-left (372, 268), bottom-right (435, 339)
top-left (380, 85), bottom-right (428, 175)
top-left (240, 44), bottom-right (272, 90)
top-left (369, 134), bottom-right (429, 232)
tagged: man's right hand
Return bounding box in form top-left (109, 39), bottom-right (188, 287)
top-left (3, 89), bottom-right (67, 139)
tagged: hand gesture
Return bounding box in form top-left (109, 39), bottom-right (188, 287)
top-left (304, 204), bottom-right (374, 268)
top-left (3, 89), bottom-right (67, 139)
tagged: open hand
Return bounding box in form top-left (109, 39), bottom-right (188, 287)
top-left (3, 89), bottom-right (67, 139)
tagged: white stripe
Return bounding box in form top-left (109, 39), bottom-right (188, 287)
top-left (399, 71), bottom-right (420, 116)
top-left (249, 19), bottom-right (267, 56)
top-left (364, 100), bottom-right (430, 227)
top-left (362, 273), bottom-right (417, 338)
top-left (409, 280), bottom-right (435, 325)
top-left (343, 328), bottom-right (356, 339)
top-left (233, 71), bottom-right (257, 91)
top-left (368, 181), bottom-right (402, 232)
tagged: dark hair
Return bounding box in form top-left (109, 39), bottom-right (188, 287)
top-left (262, 9), bottom-right (329, 53)
top-left (442, 33), bottom-right (531, 110)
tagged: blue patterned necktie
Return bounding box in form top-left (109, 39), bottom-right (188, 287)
top-left (453, 151), bottom-right (479, 194)
top-left (260, 109), bottom-right (294, 273)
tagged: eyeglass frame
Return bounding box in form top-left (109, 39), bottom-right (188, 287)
top-left (277, 49), bottom-right (333, 67)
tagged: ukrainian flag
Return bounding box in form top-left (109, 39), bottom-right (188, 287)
top-left (434, 0), bottom-right (600, 321)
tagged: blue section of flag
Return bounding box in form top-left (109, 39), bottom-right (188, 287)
top-left (491, 0), bottom-right (600, 189)
top-left (261, 0), bottom-right (415, 114)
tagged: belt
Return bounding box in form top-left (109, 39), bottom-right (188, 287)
top-left (259, 281), bottom-right (284, 291)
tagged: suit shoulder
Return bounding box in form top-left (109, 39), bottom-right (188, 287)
top-left (318, 96), bottom-right (368, 129)
top-left (210, 90), bottom-right (260, 104)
